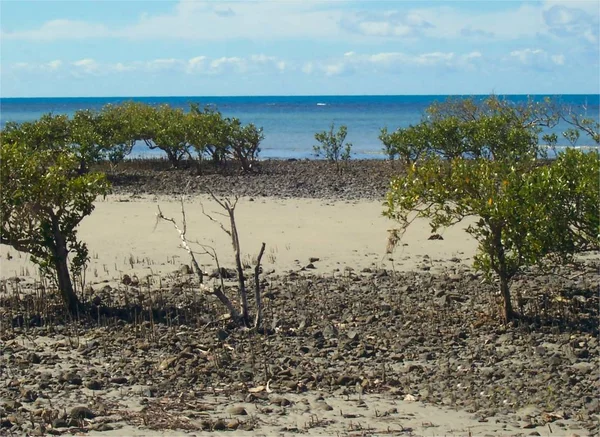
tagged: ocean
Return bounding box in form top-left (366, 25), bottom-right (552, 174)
top-left (1, 95), bottom-right (598, 159)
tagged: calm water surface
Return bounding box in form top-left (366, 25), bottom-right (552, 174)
top-left (1, 95), bottom-right (598, 159)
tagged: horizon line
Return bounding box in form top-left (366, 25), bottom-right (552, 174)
top-left (1, 92), bottom-right (598, 100)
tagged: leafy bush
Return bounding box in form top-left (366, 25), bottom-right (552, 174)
top-left (385, 97), bottom-right (599, 322)
top-left (379, 123), bottom-right (432, 164)
top-left (314, 123), bottom-right (352, 171)
top-left (142, 105), bottom-right (190, 168)
top-left (227, 119), bottom-right (264, 172)
top-left (1, 141), bottom-right (110, 314)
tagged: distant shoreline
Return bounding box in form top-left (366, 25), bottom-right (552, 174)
top-left (2, 92), bottom-right (599, 100)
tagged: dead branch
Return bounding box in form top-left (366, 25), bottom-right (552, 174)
top-left (202, 187), bottom-right (250, 326)
top-left (253, 242), bottom-right (266, 329)
top-left (156, 203), bottom-right (242, 325)
top-left (156, 203), bottom-right (203, 284)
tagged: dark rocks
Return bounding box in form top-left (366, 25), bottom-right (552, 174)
top-left (110, 376), bottom-right (128, 384)
top-left (69, 406), bottom-right (95, 420)
top-left (85, 379), bottom-right (104, 390)
top-left (1, 260), bottom-right (597, 435)
top-left (178, 264), bottom-right (192, 275)
top-left (107, 159), bottom-right (398, 201)
top-left (210, 267), bottom-right (236, 279)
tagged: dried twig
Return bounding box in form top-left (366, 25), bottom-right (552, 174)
top-left (254, 242), bottom-right (266, 329)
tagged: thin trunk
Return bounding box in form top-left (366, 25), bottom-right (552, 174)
top-left (228, 206), bottom-right (249, 326)
top-left (253, 243), bottom-right (266, 329)
top-left (493, 226), bottom-right (514, 322)
top-left (52, 221), bottom-right (79, 315)
top-left (499, 273), bottom-right (513, 322)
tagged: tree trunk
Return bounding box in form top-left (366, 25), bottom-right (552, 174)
top-left (52, 224), bottom-right (79, 315)
top-left (228, 206), bottom-right (249, 326)
top-left (253, 243), bottom-right (266, 329)
top-left (492, 225), bottom-right (514, 322)
top-left (499, 273), bottom-right (513, 322)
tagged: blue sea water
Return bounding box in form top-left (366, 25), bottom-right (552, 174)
top-left (1, 95), bottom-right (598, 159)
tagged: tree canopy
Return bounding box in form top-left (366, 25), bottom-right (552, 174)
top-left (385, 96), bottom-right (599, 322)
top-left (1, 141), bottom-right (110, 313)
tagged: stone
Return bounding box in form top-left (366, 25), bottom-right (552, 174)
top-left (52, 419), bottom-right (69, 428)
top-left (158, 356), bottom-right (177, 371)
top-left (178, 264), bottom-right (192, 275)
top-left (85, 380), bottom-right (104, 390)
top-left (227, 406), bottom-right (247, 415)
top-left (70, 406), bottom-right (95, 420)
top-left (110, 376), bottom-right (128, 384)
top-left (570, 362), bottom-right (594, 375)
top-left (213, 420), bottom-right (226, 430)
top-left (121, 274), bottom-right (132, 285)
top-left (315, 401), bottom-right (333, 411)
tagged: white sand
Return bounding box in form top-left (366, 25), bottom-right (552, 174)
top-left (0, 194), bottom-right (478, 284)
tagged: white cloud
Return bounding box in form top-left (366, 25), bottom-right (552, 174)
top-left (2, 19), bottom-right (110, 41)
top-left (120, 1), bottom-right (340, 41)
top-left (44, 60), bottom-right (62, 71)
top-left (72, 58), bottom-right (100, 75)
top-left (509, 48), bottom-right (566, 70)
top-left (542, 2), bottom-right (599, 44)
top-left (210, 57), bottom-right (247, 73)
top-left (113, 62), bottom-right (135, 73)
top-left (146, 58), bottom-right (183, 72)
top-left (341, 10), bottom-right (433, 38)
top-left (7, 54), bottom-right (289, 77)
top-left (2, 0), bottom-right (598, 51)
top-left (308, 50), bottom-right (484, 76)
top-left (13, 62), bottom-right (31, 70)
top-left (186, 56), bottom-right (207, 73)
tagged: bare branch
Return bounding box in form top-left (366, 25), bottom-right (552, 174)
top-left (155, 204), bottom-right (203, 284)
top-left (199, 199), bottom-right (231, 237)
top-left (253, 242), bottom-right (266, 329)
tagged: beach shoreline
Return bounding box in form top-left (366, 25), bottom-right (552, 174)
top-left (1, 163), bottom-right (598, 437)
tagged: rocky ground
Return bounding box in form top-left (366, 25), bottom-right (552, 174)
top-left (1, 260), bottom-right (598, 436)
top-left (1, 160), bottom-right (599, 436)
top-left (101, 159), bottom-right (400, 200)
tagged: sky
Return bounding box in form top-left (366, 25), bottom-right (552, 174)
top-left (0, 0), bottom-right (599, 97)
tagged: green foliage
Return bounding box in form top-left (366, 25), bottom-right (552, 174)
top-left (187, 104), bottom-right (263, 171)
top-left (142, 105), bottom-right (190, 168)
top-left (379, 123), bottom-right (432, 164)
top-left (1, 101), bottom-right (266, 173)
top-left (227, 119), bottom-right (264, 172)
top-left (559, 107), bottom-right (600, 145)
top-left (314, 123), bottom-right (352, 170)
top-left (188, 104), bottom-right (230, 165)
top-left (1, 141), bottom-right (110, 312)
top-left (385, 96), bottom-right (599, 322)
top-left (95, 102), bottom-right (146, 165)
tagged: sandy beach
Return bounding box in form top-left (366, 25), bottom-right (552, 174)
top-left (1, 194), bottom-right (478, 285)
top-left (1, 163), bottom-right (598, 437)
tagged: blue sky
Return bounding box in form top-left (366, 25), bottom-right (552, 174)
top-left (1, 0), bottom-right (598, 97)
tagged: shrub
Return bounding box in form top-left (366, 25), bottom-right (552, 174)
top-left (314, 123), bottom-right (352, 171)
top-left (1, 141), bottom-right (110, 314)
top-left (385, 97), bottom-right (599, 322)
